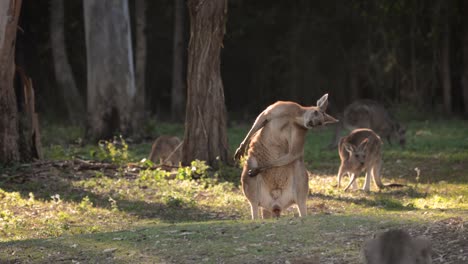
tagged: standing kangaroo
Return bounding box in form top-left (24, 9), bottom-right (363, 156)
top-left (235, 94), bottom-right (338, 219)
top-left (337, 128), bottom-right (384, 192)
top-left (330, 99), bottom-right (406, 148)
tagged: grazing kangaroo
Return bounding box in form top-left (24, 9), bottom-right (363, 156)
top-left (148, 135), bottom-right (182, 166)
top-left (362, 229), bottom-right (432, 264)
top-left (337, 128), bottom-right (384, 192)
top-left (235, 94), bottom-right (338, 219)
top-left (330, 99), bottom-right (406, 148)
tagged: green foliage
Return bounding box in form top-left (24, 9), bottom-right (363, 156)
top-left (94, 136), bottom-right (129, 165)
top-left (78, 196), bottom-right (93, 212)
top-left (176, 159), bottom-right (210, 180)
top-left (108, 197), bottom-right (119, 212)
top-left (138, 168), bottom-right (171, 182)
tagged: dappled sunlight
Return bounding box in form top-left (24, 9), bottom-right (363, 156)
top-left (1, 119), bottom-right (467, 262)
top-left (0, 188), bottom-right (135, 241)
top-left (307, 173), bottom-right (467, 218)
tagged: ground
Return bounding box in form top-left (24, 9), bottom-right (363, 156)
top-left (0, 119), bottom-right (467, 263)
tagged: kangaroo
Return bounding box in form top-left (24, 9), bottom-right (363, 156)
top-left (235, 94), bottom-right (338, 219)
top-left (337, 128), bottom-right (383, 192)
top-left (362, 229), bottom-right (432, 264)
top-left (148, 135), bottom-right (182, 166)
top-left (330, 99), bottom-right (406, 148)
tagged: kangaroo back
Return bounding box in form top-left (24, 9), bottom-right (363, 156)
top-left (343, 100), bottom-right (406, 146)
top-left (362, 229), bottom-right (432, 264)
top-left (149, 135), bottom-right (182, 165)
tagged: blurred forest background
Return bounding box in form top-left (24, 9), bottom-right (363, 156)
top-left (18, 0), bottom-right (468, 121)
top-left (2, 0), bottom-right (468, 166)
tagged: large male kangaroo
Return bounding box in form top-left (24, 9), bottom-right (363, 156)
top-left (235, 94), bottom-right (338, 219)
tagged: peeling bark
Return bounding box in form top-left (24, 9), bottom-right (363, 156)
top-left (183, 0), bottom-right (228, 166)
top-left (0, 0), bottom-right (22, 164)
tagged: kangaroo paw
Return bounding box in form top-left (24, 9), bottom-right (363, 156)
top-left (248, 168), bottom-right (260, 177)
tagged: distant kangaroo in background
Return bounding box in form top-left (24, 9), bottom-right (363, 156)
top-left (148, 135), bottom-right (182, 166)
top-left (330, 99), bottom-right (406, 148)
top-left (362, 229), bottom-right (432, 264)
top-left (235, 94), bottom-right (338, 219)
top-left (337, 128), bottom-right (384, 192)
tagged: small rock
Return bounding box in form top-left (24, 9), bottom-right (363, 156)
top-left (103, 248), bottom-right (118, 254)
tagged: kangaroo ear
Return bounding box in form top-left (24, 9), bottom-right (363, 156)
top-left (343, 143), bottom-right (354, 154)
top-left (316, 93), bottom-right (329, 111)
top-left (358, 138), bottom-right (369, 150)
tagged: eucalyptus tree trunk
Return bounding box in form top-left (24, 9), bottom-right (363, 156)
top-left (440, 5), bottom-right (452, 113)
top-left (171, 0), bottom-right (186, 121)
top-left (462, 2), bottom-right (468, 117)
top-left (83, 0), bottom-right (136, 141)
top-left (0, 0), bottom-right (22, 164)
top-left (133, 0), bottom-right (146, 135)
top-left (183, 0), bottom-right (229, 166)
top-left (50, 0), bottom-right (85, 124)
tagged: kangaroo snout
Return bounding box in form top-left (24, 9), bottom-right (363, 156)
top-left (308, 120), bottom-right (321, 127)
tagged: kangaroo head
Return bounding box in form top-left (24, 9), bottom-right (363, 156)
top-left (344, 138), bottom-right (368, 168)
top-left (303, 94), bottom-right (338, 129)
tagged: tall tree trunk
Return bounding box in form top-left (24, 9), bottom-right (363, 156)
top-left (50, 0), bottom-right (85, 124)
top-left (171, 0), bottom-right (186, 121)
top-left (441, 7), bottom-right (452, 113)
top-left (183, 0), bottom-right (228, 166)
top-left (83, 0), bottom-right (136, 141)
top-left (133, 0), bottom-right (146, 135)
top-left (0, 0), bottom-right (22, 164)
top-left (410, 12), bottom-right (419, 105)
top-left (462, 1), bottom-right (468, 117)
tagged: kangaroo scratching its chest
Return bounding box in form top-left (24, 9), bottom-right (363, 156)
top-left (235, 94), bottom-right (338, 219)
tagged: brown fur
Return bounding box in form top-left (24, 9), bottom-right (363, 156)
top-left (337, 128), bottom-right (383, 192)
top-left (362, 229), bottom-right (432, 264)
top-left (235, 94), bottom-right (338, 219)
top-left (331, 99), bottom-right (406, 148)
top-left (148, 135), bottom-right (182, 165)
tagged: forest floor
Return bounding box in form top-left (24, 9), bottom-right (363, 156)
top-left (0, 119), bottom-right (467, 263)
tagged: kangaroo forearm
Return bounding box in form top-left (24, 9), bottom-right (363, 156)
top-left (236, 118), bottom-right (268, 160)
top-left (258, 152), bottom-right (303, 171)
top-left (241, 118), bottom-right (268, 146)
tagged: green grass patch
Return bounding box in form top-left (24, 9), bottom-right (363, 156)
top-left (0, 118), bottom-right (466, 263)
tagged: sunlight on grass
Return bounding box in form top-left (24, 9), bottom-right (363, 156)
top-left (0, 118), bottom-right (466, 262)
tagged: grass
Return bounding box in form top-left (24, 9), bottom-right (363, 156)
top-left (0, 117), bottom-right (467, 263)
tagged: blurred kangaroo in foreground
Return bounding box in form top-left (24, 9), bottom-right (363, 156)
top-left (362, 229), bottom-right (432, 264)
top-left (148, 135), bottom-right (182, 166)
top-left (330, 99), bottom-right (406, 148)
top-left (337, 128), bottom-right (384, 192)
top-left (234, 94), bottom-right (338, 219)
